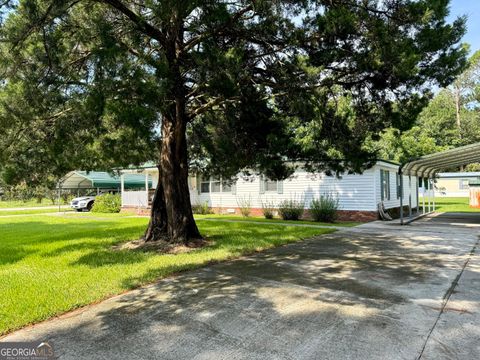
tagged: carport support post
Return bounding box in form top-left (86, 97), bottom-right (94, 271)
top-left (120, 174), bottom-right (125, 208)
top-left (145, 172), bottom-right (149, 206)
top-left (416, 176), bottom-right (420, 215)
top-left (433, 178), bottom-right (436, 212)
top-left (427, 178), bottom-right (432, 212)
top-left (408, 175), bottom-right (412, 218)
top-left (400, 172), bottom-right (404, 225)
top-left (57, 182), bottom-right (61, 213)
top-left (422, 177), bottom-right (426, 214)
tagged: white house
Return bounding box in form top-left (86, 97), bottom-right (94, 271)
top-left (432, 172), bottom-right (480, 197)
top-left (120, 160), bottom-right (419, 221)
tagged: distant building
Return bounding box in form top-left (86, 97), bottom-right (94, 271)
top-left (434, 172), bottom-right (480, 197)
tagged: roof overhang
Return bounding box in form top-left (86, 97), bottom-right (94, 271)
top-left (400, 142), bottom-right (480, 177)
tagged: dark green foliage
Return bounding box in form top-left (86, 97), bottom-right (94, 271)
top-left (368, 50), bottom-right (480, 164)
top-left (310, 195), bottom-right (339, 223)
top-left (0, 0), bottom-right (467, 182)
top-left (91, 194), bottom-right (121, 213)
top-left (278, 199), bottom-right (304, 221)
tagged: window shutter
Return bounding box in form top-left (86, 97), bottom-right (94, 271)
top-left (231, 180), bottom-right (237, 195)
top-left (277, 180), bottom-right (283, 194)
top-left (196, 175), bottom-right (201, 195)
top-left (380, 170), bottom-right (384, 201)
top-left (259, 176), bottom-right (265, 194)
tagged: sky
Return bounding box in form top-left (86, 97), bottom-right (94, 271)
top-left (449, 0), bottom-right (480, 55)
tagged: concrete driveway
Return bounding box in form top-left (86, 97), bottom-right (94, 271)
top-left (3, 213), bottom-right (479, 359)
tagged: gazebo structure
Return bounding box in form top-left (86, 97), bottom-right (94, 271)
top-left (399, 142), bottom-right (480, 224)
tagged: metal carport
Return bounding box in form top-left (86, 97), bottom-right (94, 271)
top-left (60, 171), bottom-right (150, 191)
top-left (399, 142), bottom-right (480, 224)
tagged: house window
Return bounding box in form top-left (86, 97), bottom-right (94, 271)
top-left (380, 170), bottom-right (390, 201)
top-left (222, 181), bottom-right (232, 192)
top-left (260, 177), bottom-right (283, 194)
top-left (200, 177), bottom-right (234, 193)
top-left (211, 178), bottom-right (221, 193)
top-left (200, 180), bottom-right (210, 193)
top-left (459, 179), bottom-right (470, 190)
top-left (264, 179), bottom-right (278, 192)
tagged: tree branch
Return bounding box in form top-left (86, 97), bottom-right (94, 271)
top-left (183, 4), bottom-right (254, 52)
top-left (101, 0), bottom-right (166, 48)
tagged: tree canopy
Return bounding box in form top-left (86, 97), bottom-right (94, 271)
top-left (0, 0), bottom-right (468, 242)
top-left (369, 49), bottom-right (480, 165)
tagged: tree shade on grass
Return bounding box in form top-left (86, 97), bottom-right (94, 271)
top-left (0, 214), bottom-right (335, 335)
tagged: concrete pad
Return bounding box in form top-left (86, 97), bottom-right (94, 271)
top-left (2, 214), bottom-right (479, 359)
top-left (420, 244), bottom-right (480, 360)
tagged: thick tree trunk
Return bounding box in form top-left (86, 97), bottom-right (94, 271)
top-left (161, 110), bottom-right (201, 243)
top-left (144, 20), bottom-right (201, 244)
top-left (143, 120), bottom-right (202, 243)
top-left (143, 168), bottom-right (168, 241)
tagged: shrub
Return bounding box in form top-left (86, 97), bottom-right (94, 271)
top-left (91, 194), bottom-right (121, 213)
top-left (261, 199), bottom-right (276, 219)
top-left (278, 199), bottom-right (304, 220)
top-left (310, 194), bottom-right (339, 222)
top-left (192, 201), bottom-right (212, 215)
top-left (236, 196), bottom-right (252, 217)
top-left (61, 191), bottom-right (75, 205)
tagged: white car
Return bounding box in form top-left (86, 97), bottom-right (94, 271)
top-left (70, 195), bottom-right (96, 212)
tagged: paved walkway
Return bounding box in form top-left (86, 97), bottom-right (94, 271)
top-left (2, 213), bottom-right (479, 359)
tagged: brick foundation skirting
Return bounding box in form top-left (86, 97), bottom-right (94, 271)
top-left (121, 206), bottom-right (417, 222)
top-left (121, 206), bottom-right (151, 216)
top-left (206, 207), bottom-right (379, 222)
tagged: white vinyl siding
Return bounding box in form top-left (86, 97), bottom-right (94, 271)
top-left (190, 168), bottom-right (378, 211)
top-left (122, 162), bottom-right (418, 212)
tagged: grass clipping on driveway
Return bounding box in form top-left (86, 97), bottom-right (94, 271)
top-left (0, 214), bottom-right (335, 335)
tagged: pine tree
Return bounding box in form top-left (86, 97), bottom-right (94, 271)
top-left (0, 0), bottom-right (467, 243)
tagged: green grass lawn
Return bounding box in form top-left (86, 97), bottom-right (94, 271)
top-left (0, 199), bottom-right (60, 208)
top-left (420, 197), bottom-right (480, 213)
top-left (0, 213), bottom-right (334, 335)
top-left (0, 209), bottom-right (73, 216)
top-left (195, 214), bottom-right (360, 227)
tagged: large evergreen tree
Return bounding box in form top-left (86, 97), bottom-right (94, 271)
top-left (0, 0), bottom-right (467, 243)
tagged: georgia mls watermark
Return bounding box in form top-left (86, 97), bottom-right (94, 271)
top-left (0, 342), bottom-right (55, 360)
